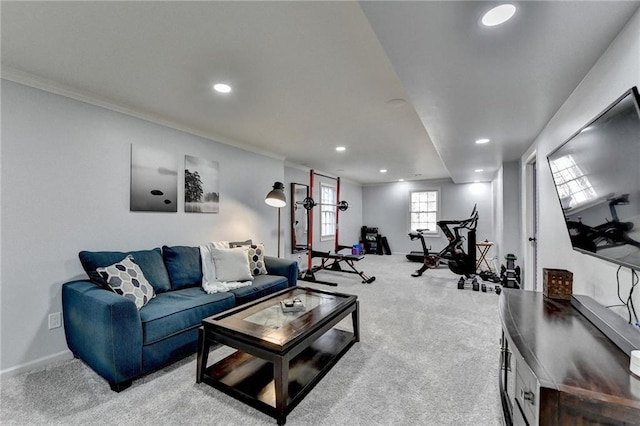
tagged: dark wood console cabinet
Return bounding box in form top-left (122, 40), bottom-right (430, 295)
top-left (498, 289), bottom-right (640, 425)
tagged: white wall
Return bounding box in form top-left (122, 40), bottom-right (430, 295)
top-left (0, 80), bottom-right (286, 376)
top-left (522, 9), bottom-right (640, 318)
top-left (362, 179), bottom-right (493, 256)
top-left (492, 166), bottom-right (504, 265)
top-left (492, 162), bottom-right (521, 266)
top-left (502, 162), bottom-right (521, 261)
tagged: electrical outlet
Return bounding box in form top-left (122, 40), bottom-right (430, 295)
top-left (48, 312), bottom-right (61, 330)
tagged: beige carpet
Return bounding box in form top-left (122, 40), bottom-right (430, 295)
top-left (1, 254), bottom-right (503, 425)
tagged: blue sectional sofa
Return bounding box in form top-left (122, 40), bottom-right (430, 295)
top-left (62, 245), bottom-right (298, 391)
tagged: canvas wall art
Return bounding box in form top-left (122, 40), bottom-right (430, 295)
top-left (130, 145), bottom-right (178, 212)
top-left (185, 155), bottom-right (219, 213)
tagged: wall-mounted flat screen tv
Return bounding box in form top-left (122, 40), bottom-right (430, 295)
top-left (547, 87), bottom-right (640, 271)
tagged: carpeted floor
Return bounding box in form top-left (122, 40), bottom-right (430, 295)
top-left (0, 254), bottom-right (503, 425)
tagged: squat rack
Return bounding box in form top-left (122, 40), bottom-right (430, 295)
top-left (302, 169), bottom-right (375, 285)
top-left (306, 169), bottom-right (342, 265)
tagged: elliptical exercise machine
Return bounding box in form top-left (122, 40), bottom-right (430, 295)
top-left (408, 205), bottom-right (478, 278)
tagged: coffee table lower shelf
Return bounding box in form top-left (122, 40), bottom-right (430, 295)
top-left (200, 328), bottom-right (355, 424)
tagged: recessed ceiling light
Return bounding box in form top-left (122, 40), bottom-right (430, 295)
top-left (474, 180), bottom-right (481, 183)
top-left (481, 4), bottom-right (516, 27)
top-left (336, 146), bottom-right (346, 152)
top-left (475, 169), bottom-right (484, 172)
top-left (399, 179), bottom-right (405, 182)
top-left (380, 169), bottom-right (387, 173)
top-left (475, 138), bottom-right (490, 144)
top-left (213, 83), bottom-right (232, 94)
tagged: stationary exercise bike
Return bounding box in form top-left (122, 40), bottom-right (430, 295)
top-left (567, 194), bottom-right (640, 253)
top-left (408, 205), bottom-right (478, 278)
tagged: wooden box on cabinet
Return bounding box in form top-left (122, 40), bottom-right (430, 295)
top-left (543, 268), bottom-right (573, 300)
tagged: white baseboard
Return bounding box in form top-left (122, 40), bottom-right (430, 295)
top-left (0, 349), bottom-right (73, 380)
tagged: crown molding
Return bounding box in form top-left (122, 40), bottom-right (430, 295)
top-left (0, 66), bottom-right (286, 161)
top-left (284, 161), bottom-right (310, 173)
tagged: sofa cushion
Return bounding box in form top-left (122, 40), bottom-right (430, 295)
top-left (162, 246), bottom-right (202, 290)
top-left (96, 255), bottom-right (156, 309)
top-left (79, 248), bottom-right (171, 293)
top-left (139, 287), bottom-right (235, 345)
top-left (211, 247), bottom-right (254, 282)
top-left (229, 274), bottom-right (289, 305)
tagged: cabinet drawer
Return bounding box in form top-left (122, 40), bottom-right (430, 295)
top-left (515, 356), bottom-right (539, 425)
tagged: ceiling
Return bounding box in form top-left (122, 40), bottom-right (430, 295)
top-left (2, 1), bottom-right (639, 185)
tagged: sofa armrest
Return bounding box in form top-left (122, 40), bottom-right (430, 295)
top-left (264, 256), bottom-right (298, 287)
top-left (62, 280), bottom-right (142, 388)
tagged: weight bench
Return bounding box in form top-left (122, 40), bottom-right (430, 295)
top-left (301, 249), bottom-right (376, 285)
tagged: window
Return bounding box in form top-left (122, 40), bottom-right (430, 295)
top-left (320, 183), bottom-right (336, 240)
top-left (549, 154), bottom-right (597, 209)
top-left (410, 190), bottom-right (439, 233)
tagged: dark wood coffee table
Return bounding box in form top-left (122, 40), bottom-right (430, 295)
top-left (196, 286), bottom-right (359, 425)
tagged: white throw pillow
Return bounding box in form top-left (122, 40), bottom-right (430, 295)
top-left (211, 247), bottom-right (254, 283)
top-left (200, 241), bottom-right (230, 286)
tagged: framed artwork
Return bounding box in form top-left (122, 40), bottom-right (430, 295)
top-left (130, 145), bottom-right (178, 212)
top-left (185, 155), bottom-right (219, 213)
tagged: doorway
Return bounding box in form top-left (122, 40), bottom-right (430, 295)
top-left (524, 154), bottom-right (538, 290)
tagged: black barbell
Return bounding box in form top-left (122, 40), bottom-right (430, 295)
top-left (299, 197), bottom-right (349, 211)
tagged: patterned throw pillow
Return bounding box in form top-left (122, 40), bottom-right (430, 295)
top-left (247, 244), bottom-right (268, 276)
top-left (96, 255), bottom-right (155, 309)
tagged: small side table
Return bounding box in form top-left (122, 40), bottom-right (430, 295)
top-left (476, 241), bottom-right (494, 272)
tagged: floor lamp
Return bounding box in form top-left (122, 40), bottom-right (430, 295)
top-left (265, 182), bottom-right (287, 257)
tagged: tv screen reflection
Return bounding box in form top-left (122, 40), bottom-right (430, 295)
top-left (547, 88), bottom-right (640, 270)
